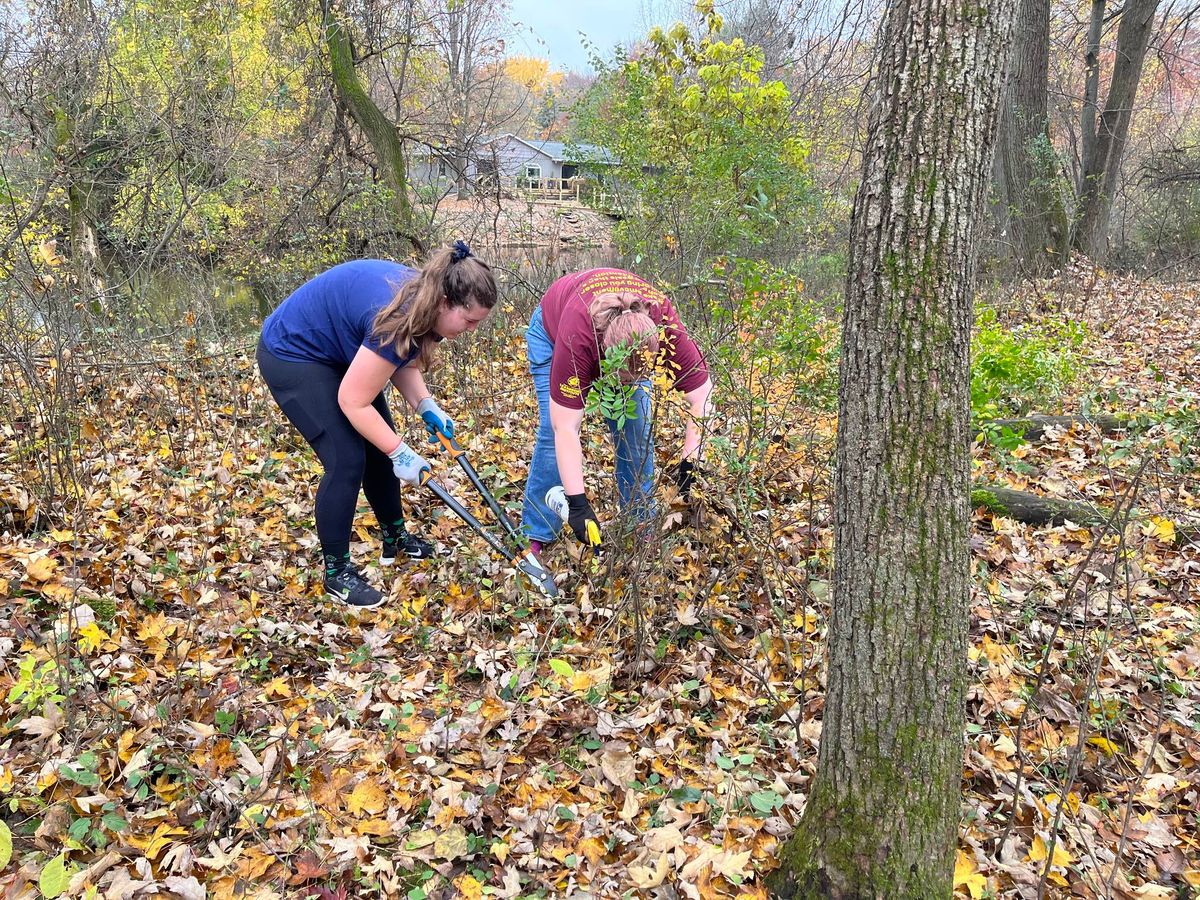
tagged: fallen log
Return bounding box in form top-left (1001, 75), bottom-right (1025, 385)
top-left (975, 413), bottom-right (1130, 443)
top-left (970, 484), bottom-right (1113, 527)
top-left (971, 483), bottom-right (1200, 547)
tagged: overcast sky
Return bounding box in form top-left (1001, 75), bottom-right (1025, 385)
top-left (506, 0), bottom-right (678, 72)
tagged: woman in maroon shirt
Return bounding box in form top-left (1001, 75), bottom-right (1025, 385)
top-left (520, 268), bottom-right (714, 551)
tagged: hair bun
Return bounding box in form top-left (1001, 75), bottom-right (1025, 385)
top-left (451, 240), bottom-right (473, 263)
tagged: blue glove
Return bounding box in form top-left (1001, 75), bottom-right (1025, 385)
top-left (417, 397), bottom-right (454, 443)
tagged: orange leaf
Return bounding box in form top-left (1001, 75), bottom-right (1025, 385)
top-left (286, 850), bottom-right (329, 885)
top-left (25, 556), bottom-right (58, 583)
top-left (577, 836), bottom-right (607, 867)
top-left (346, 778), bottom-right (387, 817)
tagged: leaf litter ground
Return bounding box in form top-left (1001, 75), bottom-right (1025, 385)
top-left (0, 267), bottom-right (1197, 898)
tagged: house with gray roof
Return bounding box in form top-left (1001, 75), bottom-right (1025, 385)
top-left (411, 134), bottom-right (618, 194)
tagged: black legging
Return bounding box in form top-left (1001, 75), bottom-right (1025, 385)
top-left (257, 341), bottom-right (405, 560)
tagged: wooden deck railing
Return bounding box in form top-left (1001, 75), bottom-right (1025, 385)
top-left (505, 177), bottom-right (624, 214)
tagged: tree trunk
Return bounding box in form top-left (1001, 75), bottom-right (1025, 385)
top-left (49, 102), bottom-right (112, 307)
top-left (1073, 0), bottom-right (1160, 258)
top-left (322, 3), bottom-right (422, 253)
top-left (768, 1), bottom-right (1016, 897)
top-left (1079, 0), bottom-right (1106, 190)
top-left (993, 0), bottom-right (1068, 274)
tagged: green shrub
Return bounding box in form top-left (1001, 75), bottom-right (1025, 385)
top-left (708, 257), bottom-right (839, 409)
top-left (971, 307), bottom-right (1088, 418)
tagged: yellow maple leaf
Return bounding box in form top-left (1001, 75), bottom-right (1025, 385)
top-left (262, 677), bottom-right (291, 699)
top-left (570, 661), bottom-right (613, 693)
top-left (25, 556), bottom-right (58, 583)
top-left (77, 622), bottom-right (109, 655)
top-left (1044, 792), bottom-right (1081, 814)
top-left (236, 804), bottom-right (267, 830)
top-left (478, 695), bottom-right (509, 723)
top-left (354, 818), bottom-right (393, 837)
top-left (235, 847), bottom-right (276, 879)
top-left (953, 850), bottom-right (987, 898)
top-left (1088, 736), bottom-right (1120, 756)
top-left (434, 824), bottom-right (470, 860)
top-left (454, 874), bottom-right (483, 900)
top-left (1028, 835), bottom-right (1072, 868)
top-left (577, 836), bottom-right (607, 867)
top-left (128, 823), bottom-right (187, 860)
top-left (346, 778), bottom-right (387, 816)
top-left (117, 729), bottom-right (139, 763)
top-left (1146, 516), bottom-right (1176, 543)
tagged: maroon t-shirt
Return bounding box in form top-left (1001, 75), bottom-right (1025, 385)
top-left (540, 268), bottom-right (708, 409)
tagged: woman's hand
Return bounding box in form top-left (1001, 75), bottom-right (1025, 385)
top-left (670, 458), bottom-right (701, 496)
top-left (417, 397), bottom-right (454, 442)
top-left (566, 492), bottom-right (602, 545)
top-left (388, 441), bottom-right (431, 485)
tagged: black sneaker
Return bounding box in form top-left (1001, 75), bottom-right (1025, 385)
top-left (381, 529), bottom-right (435, 564)
top-left (325, 566), bottom-right (385, 608)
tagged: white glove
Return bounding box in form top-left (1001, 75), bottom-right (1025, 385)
top-left (388, 441), bottom-right (430, 486)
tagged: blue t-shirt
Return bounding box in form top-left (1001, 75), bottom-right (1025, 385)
top-left (261, 260), bottom-right (420, 368)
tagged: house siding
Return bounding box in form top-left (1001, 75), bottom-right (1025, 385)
top-left (475, 137), bottom-right (561, 181)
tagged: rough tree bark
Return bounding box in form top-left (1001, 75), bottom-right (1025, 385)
top-left (768, 1), bottom-right (1016, 896)
top-left (1079, 0), bottom-right (1106, 189)
top-left (322, 2), bottom-right (422, 253)
top-left (993, 0), bottom-right (1068, 274)
top-left (1073, 0), bottom-right (1161, 258)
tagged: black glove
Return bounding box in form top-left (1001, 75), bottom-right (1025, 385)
top-left (566, 493), bottom-right (601, 546)
top-left (671, 458), bottom-right (700, 496)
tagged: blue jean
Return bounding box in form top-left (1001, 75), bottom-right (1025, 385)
top-left (521, 306), bottom-right (656, 542)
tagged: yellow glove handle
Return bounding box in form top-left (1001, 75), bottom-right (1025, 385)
top-left (586, 520), bottom-right (601, 547)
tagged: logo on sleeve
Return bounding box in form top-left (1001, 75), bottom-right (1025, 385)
top-left (559, 375), bottom-right (581, 399)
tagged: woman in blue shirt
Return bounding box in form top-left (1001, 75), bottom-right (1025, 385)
top-left (257, 242), bottom-right (496, 608)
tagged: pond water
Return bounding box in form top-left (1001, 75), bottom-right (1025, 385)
top-left (136, 243), bottom-right (620, 334)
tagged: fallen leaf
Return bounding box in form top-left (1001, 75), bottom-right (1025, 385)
top-left (0, 821), bottom-right (12, 869)
top-left (954, 850), bottom-right (987, 899)
top-left (577, 836), bottom-right (607, 866)
top-left (434, 824), bottom-right (469, 860)
top-left (628, 852), bottom-right (670, 889)
top-left (1028, 835), bottom-right (1072, 868)
top-left (346, 778), bottom-right (387, 816)
top-left (163, 875), bottom-right (207, 900)
top-left (680, 842), bottom-right (751, 881)
top-left (1155, 847), bottom-right (1187, 877)
top-left (25, 556), bottom-right (57, 582)
top-left (1088, 736), bottom-right (1120, 756)
top-left (645, 825), bottom-right (685, 853)
top-left (601, 746), bottom-right (637, 788)
top-left (287, 850), bottom-right (330, 885)
top-left (454, 874), bottom-right (484, 900)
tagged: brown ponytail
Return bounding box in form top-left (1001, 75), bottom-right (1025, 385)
top-left (371, 245), bottom-right (497, 370)
top-left (589, 291), bottom-right (660, 383)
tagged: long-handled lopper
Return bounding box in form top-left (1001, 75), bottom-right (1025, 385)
top-left (421, 432), bottom-right (559, 598)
